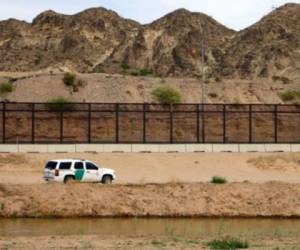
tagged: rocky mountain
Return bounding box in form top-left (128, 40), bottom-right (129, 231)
top-left (0, 8), bottom-right (139, 72)
top-left (0, 3), bottom-right (299, 81)
top-left (222, 3), bottom-right (300, 81)
top-left (99, 9), bottom-right (235, 77)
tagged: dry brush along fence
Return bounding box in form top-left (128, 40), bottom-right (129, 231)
top-left (0, 103), bottom-right (300, 144)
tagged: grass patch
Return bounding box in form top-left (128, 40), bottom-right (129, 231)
top-left (207, 237), bottom-right (249, 249)
top-left (151, 85), bottom-right (182, 105)
top-left (151, 239), bottom-right (167, 247)
top-left (211, 176), bottom-right (227, 184)
top-left (0, 82), bottom-right (13, 94)
top-left (46, 97), bottom-right (74, 111)
top-left (63, 72), bottom-right (76, 87)
top-left (121, 62), bottom-right (130, 70)
top-left (279, 90), bottom-right (300, 102)
top-left (130, 68), bottom-right (153, 77)
top-left (139, 68), bottom-right (153, 76)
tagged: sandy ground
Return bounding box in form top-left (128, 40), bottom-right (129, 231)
top-left (1, 72), bottom-right (298, 104)
top-left (1, 153), bottom-right (300, 185)
top-left (1, 235), bottom-right (300, 250)
top-left (1, 182), bottom-right (300, 218)
top-left (1, 153), bottom-right (300, 219)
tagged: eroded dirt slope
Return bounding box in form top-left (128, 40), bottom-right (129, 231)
top-left (1, 182), bottom-right (300, 218)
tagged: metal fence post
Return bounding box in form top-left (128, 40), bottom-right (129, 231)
top-left (31, 103), bottom-right (35, 144)
top-left (202, 104), bottom-right (205, 143)
top-left (249, 104), bottom-right (252, 143)
top-left (143, 103), bottom-right (147, 143)
top-left (60, 109), bottom-right (63, 144)
top-left (223, 104), bottom-right (226, 143)
top-left (88, 103), bottom-right (91, 143)
top-left (196, 104), bottom-right (200, 143)
top-left (170, 104), bottom-right (173, 143)
top-left (274, 105), bottom-right (278, 143)
top-left (115, 104), bottom-right (119, 143)
top-left (2, 103), bottom-right (5, 144)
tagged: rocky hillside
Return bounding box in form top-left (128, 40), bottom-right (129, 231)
top-left (0, 3), bottom-right (299, 81)
top-left (222, 3), bottom-right (300, 81)
top-left (0, 8), bottom-right (139, 73)
top-left (100, 9), bottom-right (234, 78)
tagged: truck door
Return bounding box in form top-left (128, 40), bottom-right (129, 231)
top-left (84, 162), bottom-right (100, 182)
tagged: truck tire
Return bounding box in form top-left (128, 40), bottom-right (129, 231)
top-left (64, 176), bottom-right (75, 184)
top-left (102, 175), bottom-right (112, 185)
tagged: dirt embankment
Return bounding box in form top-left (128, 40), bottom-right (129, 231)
top-left (1, 182), bottom-right (300, 218)
top-left (2, 73), bottom-right (298, 104)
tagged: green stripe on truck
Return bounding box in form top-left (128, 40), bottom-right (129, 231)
top-left (75, 169), bottom-right (85, 181)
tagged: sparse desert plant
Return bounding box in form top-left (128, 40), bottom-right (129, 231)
top-left (272, 75), bottom-right (281, 82)
top-left (0, 82), bottom-right (13, 94)
top-left (139, 68), bottom-right (153, 76)
top-left (151, 239), bottom-right (167, 247)
top-left (151, 85), bottom-right (182, 105)
top-left (209, 92), bottom-right (218, 98)
top-left (121, 62), bottom-right (130, 70)
top-left (281, 76), bottom-right (291, 84)
top-left (63, 72), bottom-right (76, 87)
top-left (215, 76), bottom-right (222, 82)
top-left (63, 73), bottom-right (86, 92)
top-left (211, 176), bottom-right (227, 184)
top-left (279, 90), bottom-right (300, 102)
top-left (46, 97), bottom-right (74, 111)
top-left (272, 75), bottom-right (292, 84)
top-left (207, 237), bottom-right (249, 249)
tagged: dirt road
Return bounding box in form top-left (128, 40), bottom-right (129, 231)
top-left (1, 153), bottom-right (300, 185)
top-left (1, 234), bottom-right (300, 250)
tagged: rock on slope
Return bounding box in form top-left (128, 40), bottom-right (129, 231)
top-left (222, 3), bottom-right (300, 80)
top-left (0, 4), bottom-right (299, 81)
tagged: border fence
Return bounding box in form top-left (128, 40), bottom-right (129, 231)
top-left (0, 102), bottom-right (300, 144)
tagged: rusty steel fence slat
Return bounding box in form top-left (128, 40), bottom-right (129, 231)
top-left (0, 102), bottom-right (300, 144)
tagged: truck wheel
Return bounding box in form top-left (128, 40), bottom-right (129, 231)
top-left (64, 176), bottom-right (75, 184)
top-left (102, 175), bottom-right (112, 185)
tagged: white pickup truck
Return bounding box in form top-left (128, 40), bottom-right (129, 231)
top-left (44, 159), bottom-right (116, 184)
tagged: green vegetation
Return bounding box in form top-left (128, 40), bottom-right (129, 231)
top-left (207, 237), bottom-right (249, 249)
top-left (151, 240), bottom-right (167, 247)
top-left (151, 85), bottom-right (182, 105)
top-left (46, 97), bottom-right (74, 111)
top-left (121, 62), bottom-right (130, 70)
top-left (63, 72), bottom-right (76, 87)
top-left (0, 82), bottom-right (13, 94)
top-left (131, 68), bottom-right (153, 77)
top-left (139, 68), bottom-right (153, 76)
top-left (211, 176), bottom-right (227, 184)
top-left (279, 90), bottom-right (300, 102)
top-left (62, 72), bottom-right (86, 92)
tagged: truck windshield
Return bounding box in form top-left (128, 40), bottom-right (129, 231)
top-left (45, 161), bottom-right (57, 170)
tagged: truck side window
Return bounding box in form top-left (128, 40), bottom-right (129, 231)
top-left (86, 162), bottom-right (98, 170)
top-left (74, 162), bottom-right (84, 170)
top-left (59, 162), bottom-right (72, 170)
top-left (45, 161), bottom-right (57, 170)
